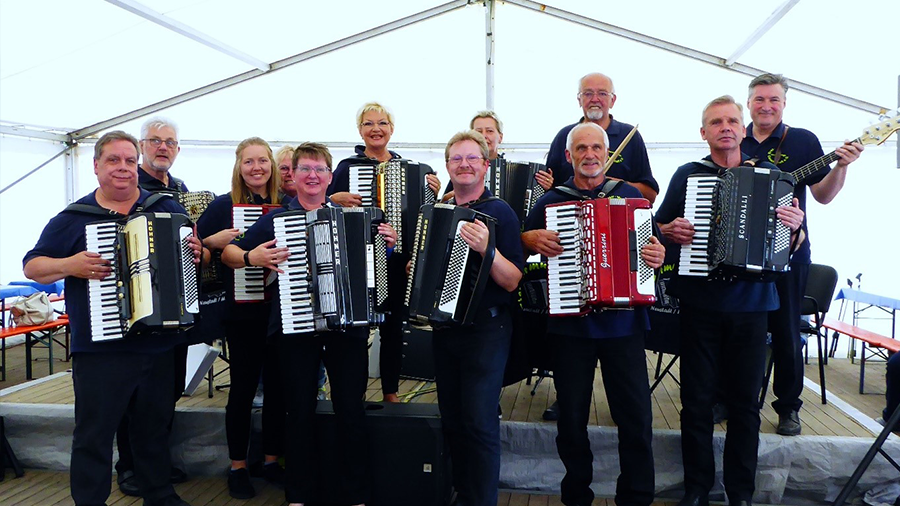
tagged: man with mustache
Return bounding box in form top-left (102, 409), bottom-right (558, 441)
top-left (656, 95), bottom-right (805, 506)
top-left (138, 117), bottom-right (188, 193)
top-left (522, 122), bottom-right (664, 506)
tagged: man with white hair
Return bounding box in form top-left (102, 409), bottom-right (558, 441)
top-left (545, 72), bottom-right (658, 203)
top-left (522, 122), bottom-right (664, 506)
top-left (138, 117), bottom-right (188, 193)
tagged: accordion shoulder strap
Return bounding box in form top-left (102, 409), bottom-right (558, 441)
top-left (551, 185), bottom-right (588, 200)
top-left (697, 158), bottom-right (760, 172)
top-left (451, 196), bottom-right (502, 207)
top-left (550, 178), bottom-right (622, 200)
top-left (62, 192), bottom-right (172, 217)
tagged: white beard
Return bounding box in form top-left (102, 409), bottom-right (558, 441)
top-left (585, 110), bottom-right (604, 121)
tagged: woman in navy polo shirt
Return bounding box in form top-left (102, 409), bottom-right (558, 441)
top-left (197, 137), bottom-right (288, 499)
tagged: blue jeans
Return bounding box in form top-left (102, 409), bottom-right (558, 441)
top-left (433, 307), bottom-right (511, 506)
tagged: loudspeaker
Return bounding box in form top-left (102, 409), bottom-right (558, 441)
top-left (312, 401), bottom-right (451, 506)
top-left (400, 323), bottom-right (436, 381)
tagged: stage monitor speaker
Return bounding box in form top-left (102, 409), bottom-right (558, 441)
top-left (311, 401), bottom-right (451, 506)
top-left (400, 323), bottom-right (435, 381)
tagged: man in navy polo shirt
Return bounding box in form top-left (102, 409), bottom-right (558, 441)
top-left (522, 122), bottom-right (664, 506)
top-left (740, 73), bottom-right (863, 436)
top-left (434, 130), bottom-right (524, 506)
top-left (545, 72), bottom-right (659, 203)
top-left (138, 116), bottom-right (188, 193)
top-left (656, 96), bottom-right (805, 506)
top-left (23, 131), bottom-right (201, 506)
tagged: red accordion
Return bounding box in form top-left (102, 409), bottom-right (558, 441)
top-left (545, 198), bottom-right (656, 316)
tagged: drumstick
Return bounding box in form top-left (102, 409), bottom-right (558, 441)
top-left (602, 123), bottom-right (639, 175)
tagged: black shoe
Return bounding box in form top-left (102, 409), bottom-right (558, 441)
top-left (776, 410), bottom-right (802, 436)
top-left (170, 466), bottom-right (188, 484)
top-left (227, 468), bottom-right (256, 499)
top-left (150, 494), bottom-right (192, 506)
top-left (543, 400), bottom-right (560, 421)
top-left (117, 469), bottom-right (141, 497)
top-left (677, 492), bottom-right (709, 506)
top-left (263, 462), bottom-right (285, 487)
top-left (712, 403), bottom-right (728, 424)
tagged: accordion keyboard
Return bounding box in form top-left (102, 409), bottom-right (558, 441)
top-left (274, 213), bottom-right (316, 334)
top-left (679, 175), bottom-right (717, 276)
top-left (546, 203), bottom-right (588, 315)
top-left (349, 164), bottom-right (375, 207)
top-left (86, 222), bottom-right (126, 341)
top-left (233, 206), bottom-right (266, 301)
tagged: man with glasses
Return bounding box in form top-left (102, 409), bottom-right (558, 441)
top-left (434, 131), bottom-right (524, 506)
top-left (545, 73), bottom-right (658, 203)
top-left (138, 117), bottom-right (188, 193)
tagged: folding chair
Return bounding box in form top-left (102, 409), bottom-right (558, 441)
top-left (759, 263), bottom-right (838, 406)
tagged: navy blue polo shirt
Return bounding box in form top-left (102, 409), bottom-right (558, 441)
top-left (23, 189), bottom-right (187, 354)
top-left (461, 189), bottom-right (526, 313)
top-left (523, 177), bottom-right (650, 339)
top-left (546, 116), bottom-right (659, 192)
top-left (327, 145), bottom-right (401, 195)
top-left (655, 157), bottom-right (779, 313)
top-left (741, 122), bottom-right (826, 265)
top-left (197, 192), bottom-right (287, 321)
top-left (138, 165), bottom-right (188, 193)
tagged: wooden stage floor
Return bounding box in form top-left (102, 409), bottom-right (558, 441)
top-left (0, 333), bottom-right (892, 505)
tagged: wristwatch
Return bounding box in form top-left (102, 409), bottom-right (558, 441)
top-left (243, 251), bottom-right (252, 267)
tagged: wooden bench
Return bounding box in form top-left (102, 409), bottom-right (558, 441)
top-left (821, 317), bottom-right (899, 394)
top-left (0, 316), bottom-right (70, 381)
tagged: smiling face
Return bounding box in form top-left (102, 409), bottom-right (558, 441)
top-left (446, 139), bottom-right (489, 191)
top-left (565, 125), bottom-right (608, 180)
top-left (140, 125), bottom-right (180, 173)
top-left (358, 110), bottom-right (394, 151)
top-left (277, 153), bottom-right (296, 196)
top-left (472, 116), bottom-right (503, 159)
top-left (239, 144), bottom-right (272, 195)
top-left (578, 73), bottom-right (616, 122)
top-left (292, 155), bottom-right (332, 200)
top-left (748, 83), bottom-right (786, 132)
top-left (94, 139), bottom-right (140, 194)
top-left (701, 102), bottom-right (746, 153)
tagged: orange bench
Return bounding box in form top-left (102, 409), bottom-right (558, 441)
top-left (821, 317), bottom-right (899, 394)
top-left (0, 316), bottom-right (70, 381)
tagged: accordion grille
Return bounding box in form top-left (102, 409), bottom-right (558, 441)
top-left (440, 230), bottom-right (469, 307)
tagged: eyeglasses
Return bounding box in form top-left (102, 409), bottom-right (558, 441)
top-left (361, 120), bottom-right (391, 128)
top-left (578, 90), bottom-right (612, 101)
top-left (296, 165), bottom-right (330, 175)
top-left (143, 138), bottom-right (178, 148)
top-left (448, 155), bottom-right (484, 167)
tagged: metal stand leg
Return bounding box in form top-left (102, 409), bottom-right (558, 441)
top-left (832, 404), bottom-right (900, 505)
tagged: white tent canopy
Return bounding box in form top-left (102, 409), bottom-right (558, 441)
top-left (2, 0), bottom-right (898, 320)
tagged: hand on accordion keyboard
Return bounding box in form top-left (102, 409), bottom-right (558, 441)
top-left (775, 197), bottom-right (804, 232)
top-left (203, 228), bottom-right (240, 250)
top-left (425, 173), bottom-right (441, 195)
top-left (659, 217), bottom-right (695, 245)
top-left (186, 235), bottom-right (203, 264)
top-left (330, 192), bottom-right (362, 208)
top-left (534, 168), bottom-right (554, 191)
top-left (521, 229), bottom-right (564, 258)
top-left (74, 251), bottom-right (112, 280)
top-left (640, 236), bottom-right (666, 269)
top-left (460, 220), bottom-right (490, 255)
top-left (377, 223), bottom-right (398, 248)
top-left (248, 239), bottom-right (290, 273)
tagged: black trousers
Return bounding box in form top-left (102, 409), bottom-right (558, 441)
top-left (115, 342), bottom-right (188, 474)
top-left (225, 319), bottom-right (285, 460)
top-left (71, 350), bottom-right (176, 506)
top-left (280, 328), bottom-right (369, 504)
top-left (554, 332), bottom-right (655, 506)
top-left (680, 306), bottom-right (768, 503)
top-left (768, 263), bottom-right (809, 415)
top-left (379, 253), bottom-right (408, 395)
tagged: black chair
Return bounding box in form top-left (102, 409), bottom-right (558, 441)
top-left (759, 263), bottom-right (838, 407)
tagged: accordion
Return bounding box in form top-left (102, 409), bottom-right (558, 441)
top-left (545, 198), bottom-right (656, 316)
top-left (153, 190), bottom-right (216, 223)
top-left (85, 213), bottom-right (199, 342)
top-left (680, 166), bottom-right (795, 280)
top-left (405, 204), bottom-right (496, 326)
top-left (232, 204), bottom-right (282, 302)
top-left (488, 159), bottom-right (548, 224)
top-left (348, 158), bottom-right (437, 254)
top-left (274, 207), bottom-right (389, 333)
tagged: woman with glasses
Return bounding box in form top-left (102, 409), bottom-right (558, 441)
top-left (196, 137), bottom-right (289, 499)
top-left (327, 102), bottom-right (440, 404)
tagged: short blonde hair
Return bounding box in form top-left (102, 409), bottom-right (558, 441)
top-left (444, 130), bottom-right (489, 161)
top-left (701, 95), bottom-right (743, 126)
top-left (273, 145), bottom-right (295, 168)
top-left (469, 111), bottom-right (503, 135)
top-left (230, 137), bottom-right (281, 204)
top-left (356, 102), bottom-right (395, 129)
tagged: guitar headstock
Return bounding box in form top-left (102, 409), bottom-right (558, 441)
top-left (859, 111), bottom-right (900, 146)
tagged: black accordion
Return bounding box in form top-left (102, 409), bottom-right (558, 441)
top-left (274, 207), bottom-right (389, 333)
top-left (488, 159), bottom-right (547, 224)
top-left (405, 204), bottom-right (496, 327)
top-left (154, 190), bottom-right (216, 223)
top-left (85, 213), bottom-right (199, 342)
top-left (348, 158), bottom-right (437, 254)
top-left (680, 165), bottom-right (795, 280)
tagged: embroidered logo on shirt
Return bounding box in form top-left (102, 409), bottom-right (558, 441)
top-left (767, 148), bottom-right (789, 165)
